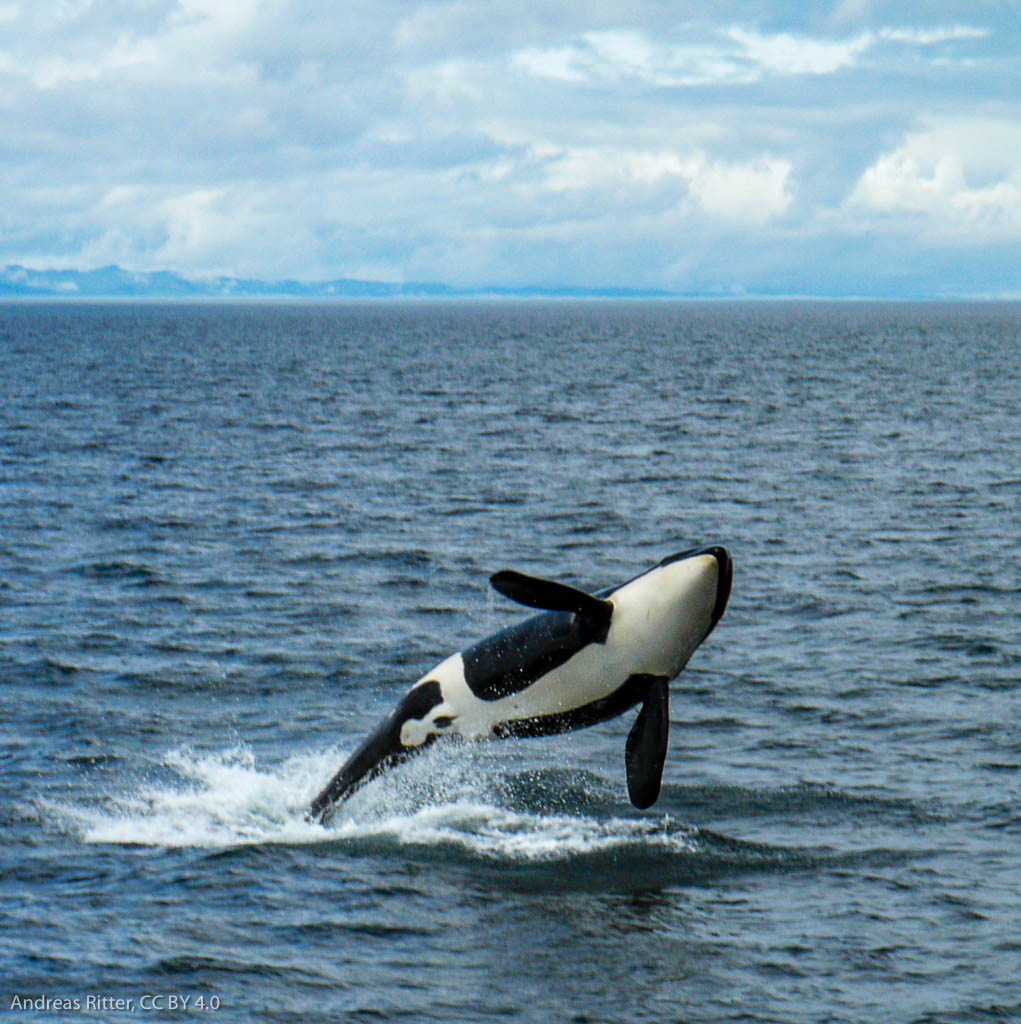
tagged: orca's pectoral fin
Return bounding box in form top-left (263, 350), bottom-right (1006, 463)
top-left (625, 676), bottom-right (670, 810)
top-left (490, 569), bottom-right (613, 629)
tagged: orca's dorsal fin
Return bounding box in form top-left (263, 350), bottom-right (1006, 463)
top-left (490, 569), bottom-right (613, 630)
top-left (625, 676), bottom-right (670, 809)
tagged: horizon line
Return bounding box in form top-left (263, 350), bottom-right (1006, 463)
top-left (2, 263), bottom-right (1019, 303)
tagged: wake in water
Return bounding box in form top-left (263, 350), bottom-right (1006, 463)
top-left (40, 741), bottom-right (911, 890)
top-left (45, 743), bottom-right (706, 866)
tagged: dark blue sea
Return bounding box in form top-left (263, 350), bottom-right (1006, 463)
top-left (2, 301), bottom-right (1019, 1023)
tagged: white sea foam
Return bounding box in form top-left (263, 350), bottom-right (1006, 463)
top-left (49, 743), bottom-right (701, 861)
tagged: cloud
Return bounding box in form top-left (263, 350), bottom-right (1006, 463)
top-left (877, 25), bottom-right (989, 45)
top-left (725, 27), bottom-right (871, 77)
top-left (847, 119), bottom-right (1021, 242)
top-left (531, 145), bottom-right (792, 228)
top-left (0, 2), bottom-right (1016, 294)
top-left (511, 21), bottom-right (988, 89)
top-left (513, 26), bottom-right (868, 88)
top-left (684, 155), bottom-right (792, 224)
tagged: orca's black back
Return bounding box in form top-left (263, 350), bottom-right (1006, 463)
top-left (462, 609), bottom-right (601, 702)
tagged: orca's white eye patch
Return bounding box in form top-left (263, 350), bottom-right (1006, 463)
top-left (400, 718), bottom-right (429, 747)
top-left (400, 706), bottom-right (456, 747)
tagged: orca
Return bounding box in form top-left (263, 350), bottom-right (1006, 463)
top-left (308, 545), bottom-right (732, 823)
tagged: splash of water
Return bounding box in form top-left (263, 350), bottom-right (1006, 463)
top-left (47, 743), bottom-right (703, 862)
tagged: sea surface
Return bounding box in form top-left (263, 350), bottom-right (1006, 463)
top-left (1, 300), bottom-right (1019, 1023)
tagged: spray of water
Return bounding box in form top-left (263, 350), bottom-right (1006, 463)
top-left (45, 742), bottom-right (703, 862)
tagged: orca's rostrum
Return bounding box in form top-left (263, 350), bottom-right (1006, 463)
top-left (308, 545), bottom-right (732, 823)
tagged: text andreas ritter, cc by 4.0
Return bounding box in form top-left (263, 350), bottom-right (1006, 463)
top-left (9, 994), bottom-right (222, 1013)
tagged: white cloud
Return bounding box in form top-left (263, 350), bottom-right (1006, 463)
top-left (847, 119), bottom-right (1021, 242)
top-left (684, 155), bottom-right (792, 224)
top-left (511, 21), bottom-right (987, 90)
top-left (524, 144), bottom-right (791, 228)
top-left (512, 29), bottom-right (763, 88)
top-left (512, 45), bottom-right (588, 83)
top-left (877, 25), bottom-right (989, 45)
top-left (0, 2), bottom-right (1016, 293)
top-left (542, 147), bottom-right (685, 192)
top-left (726, 27), bottom-right (871, 76)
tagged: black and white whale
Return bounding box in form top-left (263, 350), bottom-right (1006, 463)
top-left (308, 545), bottom-right (732, 823)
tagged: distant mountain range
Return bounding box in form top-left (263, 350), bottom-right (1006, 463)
top-left (0, 264), bottom-right (674, 300)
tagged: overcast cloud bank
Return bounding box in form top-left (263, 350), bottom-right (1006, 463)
top-left (2, 2), bottom-right (1019, 296)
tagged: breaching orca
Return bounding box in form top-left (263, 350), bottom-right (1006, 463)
top-left (309, 545), bottom-right (732, 823)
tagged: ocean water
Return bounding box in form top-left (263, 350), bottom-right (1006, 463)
top-left (1, 300), bottom-right (1019, 1024)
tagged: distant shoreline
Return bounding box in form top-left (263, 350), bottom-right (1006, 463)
top-left (3, 265), bottom-right (1018, 303)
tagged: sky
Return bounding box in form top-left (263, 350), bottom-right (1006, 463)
top-left (2, 1), bottom-right (1020, 296)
